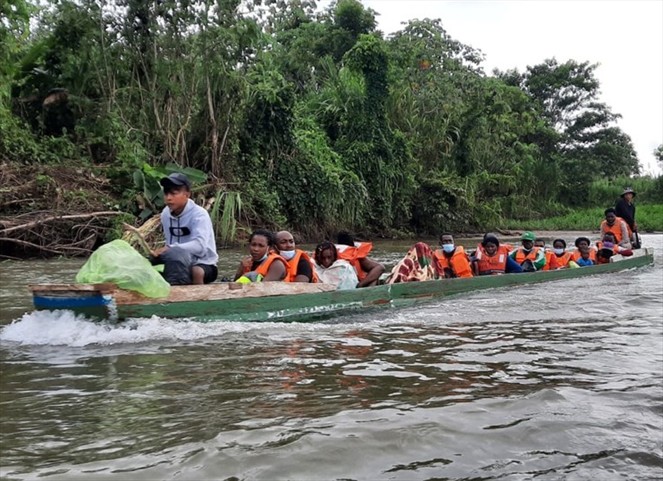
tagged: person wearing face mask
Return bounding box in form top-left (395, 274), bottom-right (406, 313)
top-left (509, 231), bottom-right (546, 272)
top-left (433, 234), bottom-right (473, 278)
top-left (549, 238), bottom-right (574, 269)
top-left (275, 231), bottom-right (318, 283)
top-left (234, 229), bottom-right (287, 282)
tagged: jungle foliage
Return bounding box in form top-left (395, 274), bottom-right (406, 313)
top-left (1, 0), bottom-right (657, 242)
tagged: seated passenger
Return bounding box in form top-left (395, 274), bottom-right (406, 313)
top-left (549, 238), bottom-right (574, 269)
top-left (472, 233), bottom-right (523, 276)
top-left (596, 232), bottom-right (633, 264)
top-left (275, 230), bottom-right (318, 283)
top-left (535, 238), bottom-right (557, 271)
top-left (313, 241), bottom-right (358, 290)
top-left (509, 231), bottom-right (546, 272)
top-left (571, 237), bottom-right (597, 264)
top-left (433, 234), bottom-right (473, 278)
top-left (600, 208), bottom-right (632, 249)
top-left (386, 242), bottom-right (438, 284)
top-left (234, 229), bottom-right (287, 282)
top-left (575, 245), bottom-right (595, 267)
top-left (336, 232), bottom-right (385, 287)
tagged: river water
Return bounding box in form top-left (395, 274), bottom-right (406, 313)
top-left (1, 235), bottom-right (662, 480)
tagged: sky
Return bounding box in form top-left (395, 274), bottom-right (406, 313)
top-left (355, 0), bottom-right (663, 175)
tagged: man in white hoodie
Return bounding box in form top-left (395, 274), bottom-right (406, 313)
top-left (151, 173), bottom-right (218, 285)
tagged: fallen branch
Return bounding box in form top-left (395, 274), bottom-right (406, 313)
top-left (0, 211), bottom-right (123, 235)
top-left (0, 237), bottom-right (66, 255)
top-left (122, 222), bottom-right (153, 255)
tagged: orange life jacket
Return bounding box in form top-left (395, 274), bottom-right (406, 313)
top-left (541, 250), bottom-right (556, 271)
top-left (243, 253), bottom-right (289, 280)
top-left (600, 217), bottom-right (631, 244)
top-left (284, 249), bottom-right (319, 283)
top-left (571, 247), bottom-right (597, 263)
top-left (550, 251), bottom-right (573, 269)
top-left (474, 244), bottom-right (510, 275)
top-left (336, 242), bottom-right (373, 281)
top-left (512, 246), bottom-right (542, 264)
top-left (433, 246), bottom-right (473, 278)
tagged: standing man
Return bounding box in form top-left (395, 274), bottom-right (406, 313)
top-left (274, 230), bottom-right (317, 282)
top-left (615, 187), bottom-right (639, 248)
top-left (151, 173), bottom-right (219, 285)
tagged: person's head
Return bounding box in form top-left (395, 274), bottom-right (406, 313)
top-left (552, 238), bottom-right (566, 255)
top-left (160, 173), bottom-right (192, 215)
top-left (534, 238), bottom-right (546, 249)
top-left (275, 231), bottom-right (296, 260)
top-left (575, 237), bottom-right (591, 249)
top-left (621, 187), bottom-right (636, 202)
top-left (481, 234), bottom-right (500, 256)
top-left (248, 229), bottom-right (275, 261)
top-left (604, 207), bottom-right (617, 225)
top-left (314, 241), bottom-right (337, 268)
top-left (579, 245), bottom-right (591, 259)
top-left (602, 232), bottom-right (616, 246)
top-left (440, 233), bottom-right (455, 253)
top-left (337, 231), bottom-right (355, 247)
top-left (521, 231), bottom-right (536, 250)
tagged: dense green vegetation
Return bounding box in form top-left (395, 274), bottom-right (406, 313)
top-left (1, 0), bottom-right (662, 245)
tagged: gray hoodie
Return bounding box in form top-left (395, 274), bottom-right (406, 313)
top-left (160, 199), bottom-right (218, 265)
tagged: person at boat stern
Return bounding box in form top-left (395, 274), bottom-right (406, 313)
top-left (275, 231), bottom-right (318, 282)
top-left (509, 231), bottom-right (546, 272)
top-left (614, 187), bottom-right (639, 248)
top-left (600, 208), bottom-right (632, 249)
top-left (151, 173), bottom-right (218, 285)
top-left (234, 229), bottom-right (288, 282)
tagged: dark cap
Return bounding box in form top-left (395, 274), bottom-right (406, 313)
top-left (160, 173), bottom-right (191, 190)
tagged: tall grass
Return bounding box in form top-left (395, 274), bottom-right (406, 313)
top-left (501, 204), bottom-right (663, 232)
top-left (587, 176), bottom-right (663, 207)
top-left (210, 190), bottom-right (242, 246)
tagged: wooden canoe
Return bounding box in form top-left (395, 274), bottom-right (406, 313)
top-left (28, 248), bottom-right (654, 323)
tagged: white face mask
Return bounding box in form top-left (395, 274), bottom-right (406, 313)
top-left (280, 250), bottom-right (296, 261)
top-left (442, 244), bottom-right (455, 253)
top-left (553, 248), bottom-right (564, 255)
top-left (258, 253), bottom-right (268, 262)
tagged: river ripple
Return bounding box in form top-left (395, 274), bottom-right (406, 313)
top-left (1, 235), bottom-right (662, 480)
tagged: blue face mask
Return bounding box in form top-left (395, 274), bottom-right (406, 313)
top-left (553, 248), bottom-right (564, 255)
top-left (280, 250), bottom-right (296, 261)
top-left (442, 244), bottom-right (455, 253)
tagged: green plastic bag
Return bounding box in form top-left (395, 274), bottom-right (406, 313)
top-left (75, 239), bottom-right (171, 298)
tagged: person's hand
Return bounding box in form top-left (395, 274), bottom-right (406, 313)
top-left (150, 246), bottom-right (169, 258)
top-left (241, 256), bottom-right (253, 270)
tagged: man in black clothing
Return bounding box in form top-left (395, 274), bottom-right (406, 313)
top-left (615, 187), bottom-right (639, 248)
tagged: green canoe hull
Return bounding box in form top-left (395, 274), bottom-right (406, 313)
top-left (30, 249), bottom-right (654, 323)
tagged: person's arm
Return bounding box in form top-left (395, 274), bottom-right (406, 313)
top-left (619, 221), bottom-right (632, 249)
top-left (263, 259), bottom-right (287, 281)
top-left (293, 256), bottom-right (313, 282)
top-left (505, 256), bottom-right (523, 273)
top-left (533, 248), bottom-right (546, 270)
top-left (358, 257), bottom-right (384, 287)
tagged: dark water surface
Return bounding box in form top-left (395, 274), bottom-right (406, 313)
top-left (1, 235), bottom-right (662, 480)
